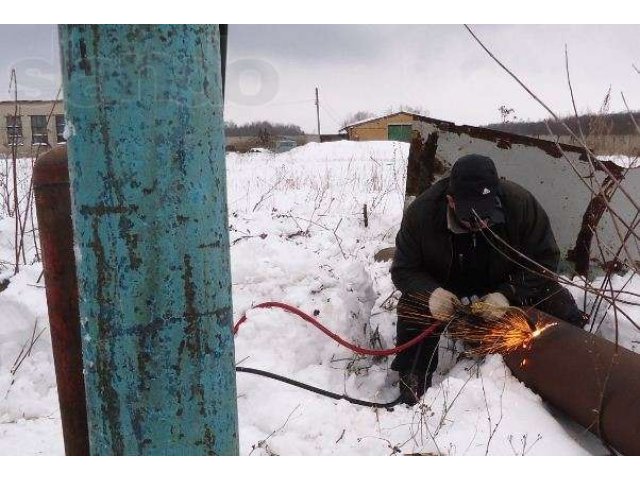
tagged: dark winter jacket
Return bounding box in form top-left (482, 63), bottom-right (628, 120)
top-left (390, 177), bottom-right (560, 305)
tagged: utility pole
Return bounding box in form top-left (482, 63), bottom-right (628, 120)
top-left (58, 25), bottom-right (238, 456)
top-left (220, 24), bottom-right (228, 98)
top-left (315, 86), bottom-right (321, 140)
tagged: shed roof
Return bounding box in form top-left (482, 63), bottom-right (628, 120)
top-left (340, 110), bottom-right (417, 131)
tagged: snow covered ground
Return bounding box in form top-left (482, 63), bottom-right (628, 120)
top-left (1, 141), bottom-right (638, 455)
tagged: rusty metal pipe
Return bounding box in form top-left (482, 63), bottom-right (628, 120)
top-left (504, 309), bottom-right (640, 455)
top-left (33, 145), bottom-right (89, 456)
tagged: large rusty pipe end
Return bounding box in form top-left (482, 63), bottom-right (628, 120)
top-left (504, 310), bottom-right (640, 455)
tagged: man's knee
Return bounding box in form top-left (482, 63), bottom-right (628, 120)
top-left (392, 294), bottom-right (443, 373)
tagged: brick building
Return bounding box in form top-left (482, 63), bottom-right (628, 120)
top-left (0, 100), bottom-right (65, 157)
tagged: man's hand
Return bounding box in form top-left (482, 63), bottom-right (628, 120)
top-left (482, 292), bottom-right (509, 308)
top-left (429, 288), bottom-right (461, 319)
top-left (477, 292), bottom-right (510, 319)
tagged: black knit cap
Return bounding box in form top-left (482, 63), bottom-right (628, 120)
top-left (449, 154), bottom-right (505, 225)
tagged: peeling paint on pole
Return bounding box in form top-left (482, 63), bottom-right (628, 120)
top-left (58, 25), bottom-right (238, 455)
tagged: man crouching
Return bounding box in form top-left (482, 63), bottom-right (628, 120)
top-left (390, 154), bottom-right (587, 405)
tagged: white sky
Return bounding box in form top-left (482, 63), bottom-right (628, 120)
top-left (1, 24), bottom-right (639, 134)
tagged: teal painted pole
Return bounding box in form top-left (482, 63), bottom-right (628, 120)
top-left (58, 25), bottom-right (238, 455)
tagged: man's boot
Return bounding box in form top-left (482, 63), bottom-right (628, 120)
top-left (399, 370), bottom-right (432, 406)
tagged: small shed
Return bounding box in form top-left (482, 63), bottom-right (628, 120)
top-left (340, 111), bottom-right (418, 142)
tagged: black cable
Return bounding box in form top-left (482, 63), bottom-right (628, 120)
top-left (236, 366), bottom-right (403, 410)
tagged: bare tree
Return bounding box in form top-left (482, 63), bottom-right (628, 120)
top-left (341, 111), bottom-right (374, 129)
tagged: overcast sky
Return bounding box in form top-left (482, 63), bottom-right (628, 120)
top-left (1, 24), bottom-right (639, 133)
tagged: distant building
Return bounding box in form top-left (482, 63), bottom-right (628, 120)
top-left (340, 110), bottom-right (417, 142)
top-left (0, 100), bottom-right (65, 157)
top-left (319, 133), bottom-right (347, 143)
top-left (275, 138), bottom-right (297, 153)
top-left (226, 134), bottom-right (308, 153)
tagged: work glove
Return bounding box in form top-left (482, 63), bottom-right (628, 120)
top-left (477, 292), bottom-right (510, 320)
top-left (428, 287), bottom-right (461, 320)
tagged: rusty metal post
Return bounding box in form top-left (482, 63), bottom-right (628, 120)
top-left (505, 310), bottom-right (640, 455)
top-left (404, 132), bottom-right (424, 208)
top-left (567, 172), bottom-right (621, 276)
top-left (58, 25), bottom-right (238, 455)
top-left (404, 131), bottom-right (440, 209)
top-left (33, 145), bottom-right (89, 456)
top-left (417, 131), bottom-right (440, 193)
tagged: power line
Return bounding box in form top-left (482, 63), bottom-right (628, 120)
top-left (319, 104), bottom-right (343, 128)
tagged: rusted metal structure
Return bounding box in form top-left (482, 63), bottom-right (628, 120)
top-left (505, 310), bottom-right (640, 456)
top-left (58, 25), bottom-right (238, 455)
top-left (404, 115), bottom-right (637, 275)
top-left (33, 145), bottom-right (89, 456)
top-left (404, 130), bottom-right (443, 207)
